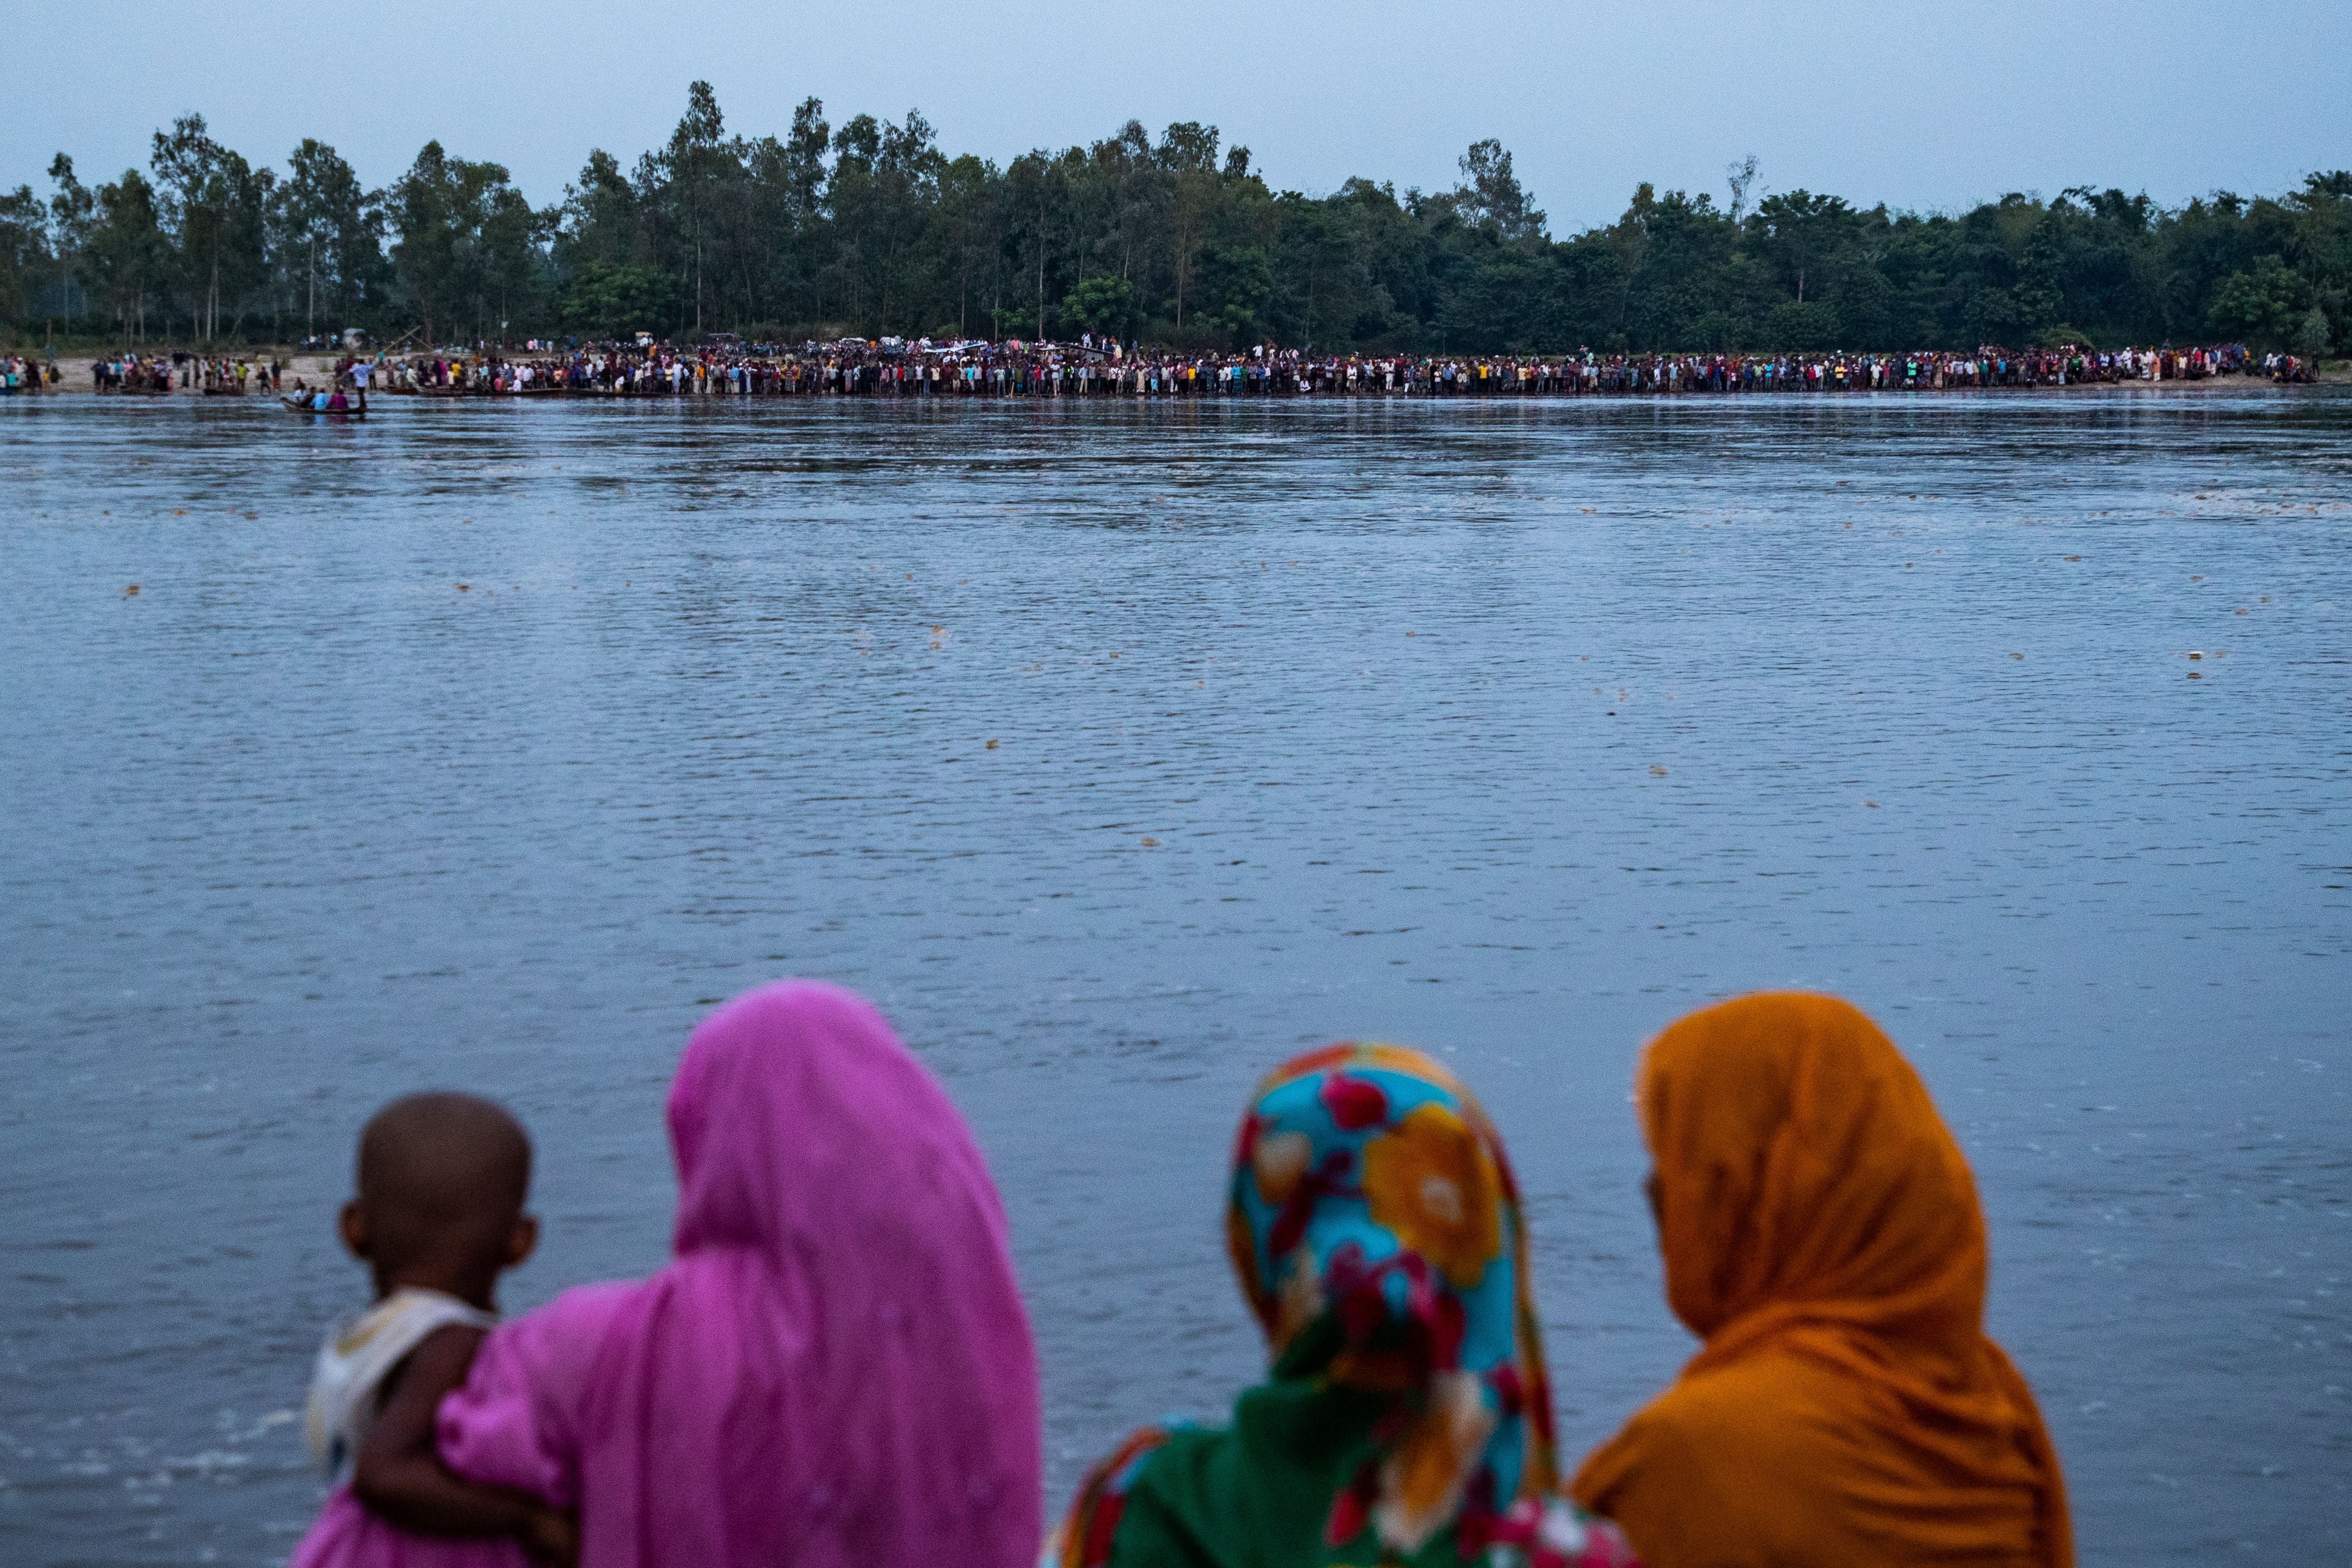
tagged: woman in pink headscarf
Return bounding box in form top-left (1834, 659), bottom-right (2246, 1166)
top-left (433, 980), bottom-right (1042, 1567)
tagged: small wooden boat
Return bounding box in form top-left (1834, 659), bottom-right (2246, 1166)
top-left (282, 394), bottom-right (368, 418)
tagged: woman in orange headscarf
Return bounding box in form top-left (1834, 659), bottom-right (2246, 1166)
top-left (1572, 993), bottom-right (2071, 1568)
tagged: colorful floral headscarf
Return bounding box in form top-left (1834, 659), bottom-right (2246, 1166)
top-left (1052, 1043), bottom-right (1640, 1568)
top-left (1227, 1042), bottom-right (1555, 1552)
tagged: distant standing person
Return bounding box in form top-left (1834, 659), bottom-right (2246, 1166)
top-left (1571, 993), bottom-right (2072, 1567)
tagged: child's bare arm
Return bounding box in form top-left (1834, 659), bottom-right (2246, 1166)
top-left (351, 1324), bottom-right (576, 1563)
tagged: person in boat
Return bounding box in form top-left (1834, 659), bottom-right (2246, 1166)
top-left (1570, 993), bottom-right (2073, 1568)
top-left (1049, 1043), bottom-right (1638, 1568)
top-left (312, 388), bottom-right (333, 411)
top-left (327, 387), bottom-right (349, 412)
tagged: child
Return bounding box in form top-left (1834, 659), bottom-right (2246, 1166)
top-left (292, 1092), bottom-right (575, 1568)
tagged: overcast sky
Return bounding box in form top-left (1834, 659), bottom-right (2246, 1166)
top-left (9, 1), bottom-right (2347, 230)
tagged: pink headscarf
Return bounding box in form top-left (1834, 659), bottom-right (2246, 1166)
top-left (438, 981), bottom-right (1042, 1568)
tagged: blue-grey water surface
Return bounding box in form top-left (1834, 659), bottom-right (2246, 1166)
top-left (2, 391), bottom-right (2346, 1565)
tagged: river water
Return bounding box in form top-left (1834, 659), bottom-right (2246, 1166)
top-left (1, 391), bottom-right (2345, 1565)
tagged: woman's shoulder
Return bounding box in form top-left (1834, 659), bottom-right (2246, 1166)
top-left (437, 1280), bottom-right (646, 1503)
top-left (1577, 1346), bottom-right (1869, 1533)
top-left (530, 1280), bottom-right (641, 1335)
top-left (476, 1281), bottom-right (638, 1374)
top-left (1614, 1353), bottom-right (1829, 1461)
top-left (1044, 1423), bottom-right (1211, 1568)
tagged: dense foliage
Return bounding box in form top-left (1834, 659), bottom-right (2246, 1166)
top-left (3, 86), bottom-right (2344, 357)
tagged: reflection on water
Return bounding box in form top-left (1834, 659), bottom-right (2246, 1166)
top-left (1, 393), bottom-right (2346, 1565)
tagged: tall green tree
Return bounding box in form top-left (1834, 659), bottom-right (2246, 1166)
top-left (0, 182), bottom-right (44, 327)
top-left (150, 114), bottom-right (272, 341)
top-left (84, 169), bottom-right (171, 339)
top-left (390, 141), bottom-right (533, 345)
top-left (1159, 121), bottom-right (1220, 335)
top-left (279, 139), bottom-right (382, 339)
top-left (1452, 139), bottom-right (1546, 243)
top-left (933, 153), bottom-right (1003, 339)
top-left (659, 81), bottom-right (736, 336)
top-left (45, 155), bottom-right (94, 323)
top-left (1001, 148), bottom-right (1070, 341)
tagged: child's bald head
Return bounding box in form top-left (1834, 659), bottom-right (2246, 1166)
top-left (359, 1091), bottom-right (530, 1216)
top-left (342, 1092), bottom-right (536, 1305)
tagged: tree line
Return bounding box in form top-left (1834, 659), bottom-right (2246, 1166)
top-left (2, 84), bottom-right (2343, 357)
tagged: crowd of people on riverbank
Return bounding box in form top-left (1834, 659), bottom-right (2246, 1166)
top-left (4, 353), bottom-right (63, 392)
top-left (7, 339), bottom-right (2321, 402)
top-left (90, 353), bottom-right (174, 391)
top-left (191, 355), bottom-right (282, 393)
top-left (2257, 350), bottom-right (2326, 381)
top-left (291, 981), bottom-right (2074, 1568)
top-left (362, 336), bottom-right (2289, 402)
top-left (82, 351), bottom-right (289, 393)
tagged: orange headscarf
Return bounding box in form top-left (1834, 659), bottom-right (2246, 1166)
top-left (1571, 993), bottom-right (2071, 1568)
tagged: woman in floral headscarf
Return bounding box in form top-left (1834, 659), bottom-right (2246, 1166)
top-left (1048, 1043), bottom-right (1637, 1568)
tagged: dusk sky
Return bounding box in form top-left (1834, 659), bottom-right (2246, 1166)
top-left (9, 0), bottom-right (2347, 229)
